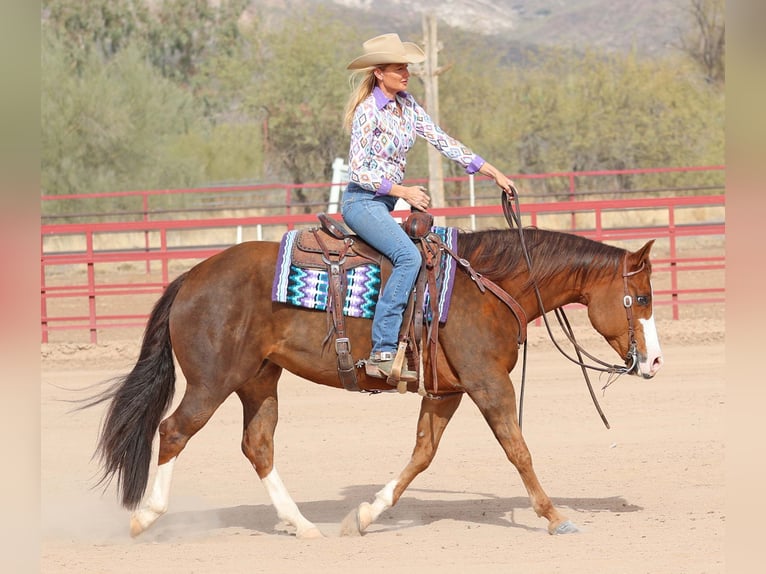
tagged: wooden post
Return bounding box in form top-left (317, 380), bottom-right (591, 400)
top-left (420, 12), bottom-right (449, 226)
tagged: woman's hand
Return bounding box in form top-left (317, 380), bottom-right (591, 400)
top-left (480, 162), bottom-right (515, 196)
top-left (494, 172), bottom-right (514, 195)
top-left (394, 184), bottom-right (431, 212)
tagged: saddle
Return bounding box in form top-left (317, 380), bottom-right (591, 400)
top-left (291, 212), bottom-right (443, 395)
top-left (290, 218), bottom-right (383, 271)
top-left (292, 212), bottom-right (528, 396)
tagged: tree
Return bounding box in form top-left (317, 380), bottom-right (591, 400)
top-left (41, 1), bottom-right (267, 207)
top-left (43, 0), bottom-right (252, 87)
top-left (145, 0), bottom-right (251, 87)
top-left (505, 50), bottom-right (723, 192)
top-left (439, 45), bottom-right (724, 197)
top-left (248, 12), bottom-right (358, 209)
top-left (41, 28), bottom-right (206, 206)
top-left (42, 0), bottom-right (151, 73)
top-left (679, 0), bottom-right (725, 85)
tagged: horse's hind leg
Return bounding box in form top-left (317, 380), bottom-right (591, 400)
top-left (340, 393), bottom-right (463, 536)
top-left (468, 377), bottom-right (578, 535)
top-left (130, 382), bottom-right (230, 537)
top-left (237, 361), bottom-right (323, 539)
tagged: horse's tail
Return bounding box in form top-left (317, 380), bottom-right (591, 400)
top-left (87, 272), bottom-right (188, 509)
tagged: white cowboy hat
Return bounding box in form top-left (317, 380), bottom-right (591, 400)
top-left (347, 33), bottom-right (425, 70)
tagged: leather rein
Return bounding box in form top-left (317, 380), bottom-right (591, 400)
top-left (501, 186), bottom-right (643, 430)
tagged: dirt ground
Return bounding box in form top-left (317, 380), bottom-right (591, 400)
top-left (40, 296), bottom-right (725, 573)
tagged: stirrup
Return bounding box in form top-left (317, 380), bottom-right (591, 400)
top-left (365, 346), bottom-right (417, 392)
top-left (367, 359), bottom-right (417, 381)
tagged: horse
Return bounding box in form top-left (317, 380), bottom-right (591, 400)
top-left (88, 224), bottom-right (663, 539)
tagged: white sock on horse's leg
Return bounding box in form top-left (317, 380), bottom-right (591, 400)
top-left (261, 467), bottom-right (323, 538)
top-left (130, 457), bottom-right (176, 537)
top-left (368, 479), bottom-right (397, 522)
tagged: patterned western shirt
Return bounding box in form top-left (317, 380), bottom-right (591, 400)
top-left (348, 86), bottom-right (485, 196)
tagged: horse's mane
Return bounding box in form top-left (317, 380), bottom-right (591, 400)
top-left (456, 227), bottom-right (625, 293)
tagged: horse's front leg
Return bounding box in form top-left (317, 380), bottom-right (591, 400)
top-left (468, 376), bottom-right (578, 535)
top-left (340, 393), bottom-right (463, 536)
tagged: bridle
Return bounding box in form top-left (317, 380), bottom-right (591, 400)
top-left (620, 256), bottom-right (646, 375)
top-left (501, 186), bottom-right (644, 429)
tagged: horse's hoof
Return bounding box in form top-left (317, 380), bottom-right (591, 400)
top-left (357, 502), bottom-right (373, 531)
top-left (339, 503), bottom-right (372, 537)
top-left (129, 515), bottom-right (147, 538)
top-left (549, 520), bottom-right (580, 535)
top-left (130, 507), bottom-right (165, 537)
top-left (339, 508), bottom-right (363, 537)
top-left (297, 526), bottom-right (324, 539)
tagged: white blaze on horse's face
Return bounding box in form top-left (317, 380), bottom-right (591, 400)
top-left (636, 284), bottom-right (663, 379)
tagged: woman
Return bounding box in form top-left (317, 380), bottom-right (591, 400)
top-left (341, 33), bottom-right (513, 381)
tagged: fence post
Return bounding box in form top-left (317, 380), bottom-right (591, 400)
top-left (594, 208), bottom-right (603, 242)
top-left (40, 242), bottom-right (48, 344)
top-left (160, 229), bottom-right (169, 287)
top-left (86, 231), bottom-right (98, 344)
top-left (328, 158), bottom-right (348, 214)
top-left (143, 192), bottom-right (151, 274)
top-left (569, 173), bottom-right (576, 231)
top-left (668, 206), bottom-right (679, 320)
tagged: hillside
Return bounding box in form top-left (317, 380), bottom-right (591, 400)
top-left (254, 0), bottom-right (691, 57)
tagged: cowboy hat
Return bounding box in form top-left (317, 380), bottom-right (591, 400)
top-left (347, 33), bottom-right (425, 70)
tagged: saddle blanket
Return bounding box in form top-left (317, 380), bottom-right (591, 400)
top-left (271, 226), bottom-right (459, 323)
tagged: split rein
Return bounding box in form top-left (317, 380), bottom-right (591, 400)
top-left (501, 186), bottom-right (642, 430)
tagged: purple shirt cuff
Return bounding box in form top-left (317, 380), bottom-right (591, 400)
top-left (375, 178), bottom-right (393, 196)
top-left (466, 155), bottom-right (485, 175)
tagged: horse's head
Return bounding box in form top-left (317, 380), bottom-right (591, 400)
top-left (586, 240), bottom-right (663, 379)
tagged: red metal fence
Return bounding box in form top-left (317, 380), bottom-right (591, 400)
top-left (41, 165), bottom-right (725, 224)
top-left (41, 175), bottom-right (725, 344)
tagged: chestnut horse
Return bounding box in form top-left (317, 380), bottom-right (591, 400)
top-left (89, 226), bottom-right (663, 538)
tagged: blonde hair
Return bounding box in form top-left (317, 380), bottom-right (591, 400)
top-left (343, 68), bottom-right (378, 134)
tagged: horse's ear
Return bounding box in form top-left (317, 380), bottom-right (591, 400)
top-left (629, 239), bottom-right (655, 266)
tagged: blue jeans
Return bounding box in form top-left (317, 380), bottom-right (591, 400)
top-left (341, 182), bottom-right (421, 355)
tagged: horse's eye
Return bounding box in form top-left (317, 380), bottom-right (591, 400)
top-left (636, 295), bottom-right (649, 306)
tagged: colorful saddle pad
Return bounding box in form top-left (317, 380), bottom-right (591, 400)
top-left (272, 226), bottom-right (459, 323)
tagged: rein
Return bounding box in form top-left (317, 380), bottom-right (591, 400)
top-left (501, 187), bottom-right (642, 430)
